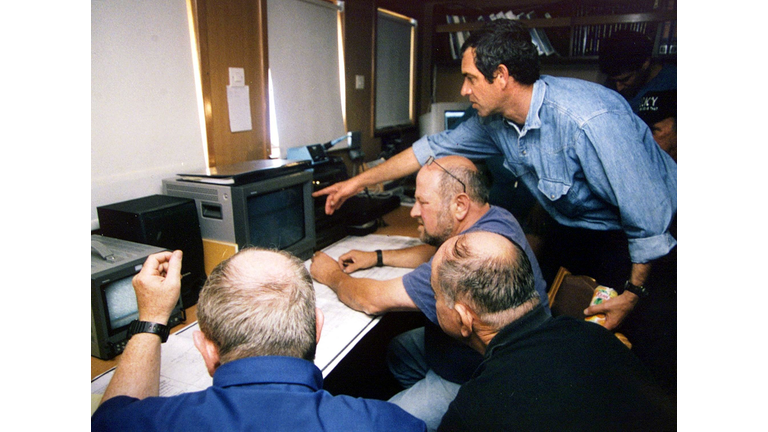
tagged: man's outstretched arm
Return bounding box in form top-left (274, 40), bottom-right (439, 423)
top-left (313, 148), bottom-right (422, 214)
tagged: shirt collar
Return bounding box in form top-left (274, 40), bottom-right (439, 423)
top-left (484, 303), bottom-right (551, 358)
top-left (213, 356), bottom-right (323, 391)
top-left (501, 78), bottom-right (545, 133)
top-left (525, 78), bottom-right (546, 130)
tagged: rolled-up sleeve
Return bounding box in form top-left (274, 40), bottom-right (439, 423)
top-left (579, 111), bottom-right (677, 263)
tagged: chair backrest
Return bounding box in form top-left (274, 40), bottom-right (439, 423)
top-left (547, 267), bottom-right (597, 320)
top-left (547, 267), bottom-right (632, 349)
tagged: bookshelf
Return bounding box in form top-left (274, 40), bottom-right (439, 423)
top-left (417, 0), bottom-right (676, 114)
top-left (432, 1), bottom-right (676, 60)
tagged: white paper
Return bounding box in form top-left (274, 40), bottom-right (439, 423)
top-left (227, 85), bottom-right (252, 132)
top-left (92, 234), bottom-right (424, 396)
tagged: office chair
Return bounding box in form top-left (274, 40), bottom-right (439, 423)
top-left (547, 267), bottom-right (631, 349)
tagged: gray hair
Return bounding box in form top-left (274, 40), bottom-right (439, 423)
top-left (436, 165), bottom-right (490, 205)
top-left (435, 232), bottom-right (539, 328)
top-left (196, 247), bottom-right (317, 363)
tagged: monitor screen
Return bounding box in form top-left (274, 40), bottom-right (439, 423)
top-left (247, 183), bottom-right (306, 250)
top-left (103, 275), bottom-right (139, 334)
top-left (444, 110), bottom-right (467, 131)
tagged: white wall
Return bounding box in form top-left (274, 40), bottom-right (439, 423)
top-left (91, 0), bottom-right (206, 229)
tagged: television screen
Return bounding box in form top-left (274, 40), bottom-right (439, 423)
top-left (444, 110), bottom-right (467, 131)
top-left (247, 184), bottom-right (306, 250)
top-left (103, 275), bottom-right (139, 334)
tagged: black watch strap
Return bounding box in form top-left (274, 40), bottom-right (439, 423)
top-left (375, 250), bottom-right (384, 267)
top-left (623, 280), bottom-right (649, 299)
top-left (128, 320), bottom-right (170, 343)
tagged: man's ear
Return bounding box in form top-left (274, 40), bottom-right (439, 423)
top-left (453, 302), bottom-right (476, 339)
top-left (453, 193), bottom-right (470, 222)
top-left (494, 64), bottom-right (510, 86)
top-left (315, 307), bottom-right (324, 344)
top-left (193, 330), bottom-right (221, 377)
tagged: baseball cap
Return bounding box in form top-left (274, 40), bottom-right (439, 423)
top-left (637, 90), bottom-right (676, 126)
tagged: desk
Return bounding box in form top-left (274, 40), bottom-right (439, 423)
top-left (92, 205), bottom-right (420, 385)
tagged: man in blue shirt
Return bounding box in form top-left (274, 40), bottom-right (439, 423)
top-left (91, 248), bottom-right (425, 431)
top-left (310, 156), bottom-right (548, 430)
top-left (314, 19), bottom-right (676, 395)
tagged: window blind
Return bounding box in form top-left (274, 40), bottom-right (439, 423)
top-left (375, 9), bottom-right (416, 131)
top-left (267, 0), bottom-right (345, 157)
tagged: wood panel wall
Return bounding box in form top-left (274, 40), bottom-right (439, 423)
top-left (341, 0), bottom-right (380, 163)
top-left (193, 0), bottom-right (270, 167)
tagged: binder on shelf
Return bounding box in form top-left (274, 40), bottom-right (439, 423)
top-left (451, 15), bottom-right (468, 52)
top-left (525, 11), bottom-right (556, 56)
top-left (664, 0), bottom-right (676, 54)
top-left (657, 20), bottom-right (671, 55)
top-left (446, 15), bottom-right (458, 60)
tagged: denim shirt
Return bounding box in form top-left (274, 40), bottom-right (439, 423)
top-left (412, 75), bottom-right (677, 263)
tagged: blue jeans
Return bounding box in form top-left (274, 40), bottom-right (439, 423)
top-left (387, 327), bottom-right (461, 432)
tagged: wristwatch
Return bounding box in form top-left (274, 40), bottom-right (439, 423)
top-left (127, 320), bottom-right (170, 343)
top-left (376, 250), bottom-right (384, 267)
top-left (623, 280), bottom-right (649, 299)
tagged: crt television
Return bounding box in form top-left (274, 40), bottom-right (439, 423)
top-left (162, 161), bottom-right (316, 263)
top-left (91, 235), bottom-right (186, 360)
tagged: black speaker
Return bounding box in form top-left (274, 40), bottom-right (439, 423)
top-left (97, 194), bottom-right (206, 308)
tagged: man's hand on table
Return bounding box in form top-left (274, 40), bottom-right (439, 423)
top-left (310, 252), bottom-right (347, 289)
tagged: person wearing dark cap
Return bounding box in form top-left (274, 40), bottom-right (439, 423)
top-left (638, 90), bottom-right (677, 162)
top-left (599, 30), bottom-right (676, 114)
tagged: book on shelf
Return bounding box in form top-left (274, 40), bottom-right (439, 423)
top-left (452, 15), bottom-right (467, 53)
top-left (490, 10), bottom-right (557, 57)
top-left (571, 1), bottom-right (659, 57)
top-left (525, 11), bottom-right (556, 56)
top-left (657, 20), bottom-right (671, 55)
top-left (446, 15), bottom-right (458, 60)
top-left (668, 20), bottom-right (676, 54)
top-left (654, 0), bottom-right (676, 56)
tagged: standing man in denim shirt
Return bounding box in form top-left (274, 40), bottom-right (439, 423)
top-left (314, 19), bottom-right (676, 395)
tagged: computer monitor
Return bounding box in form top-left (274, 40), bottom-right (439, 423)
top-left (418, 102), bottom-right (471, 137)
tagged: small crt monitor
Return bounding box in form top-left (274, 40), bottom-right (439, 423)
top-left (444, 110), bottom-right (467, 131)
top-left (91, 235), bottom-right (186, 360)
